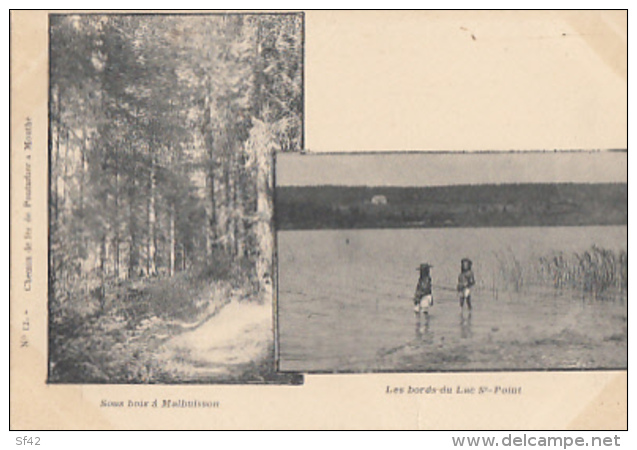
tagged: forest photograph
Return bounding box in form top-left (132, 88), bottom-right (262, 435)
top-left (48, 13), bottom-right (303, 384)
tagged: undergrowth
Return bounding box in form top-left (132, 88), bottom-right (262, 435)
top-left (49, 250), bottom-right (259, 383)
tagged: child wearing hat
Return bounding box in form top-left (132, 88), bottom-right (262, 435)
top-left (414, 263), bottom-right (434, 314)
top-left (457, 258), bottom-right (475, 310)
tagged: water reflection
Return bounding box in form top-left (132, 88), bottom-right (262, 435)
top-left (279, 227), bottom-right (627, 372)
top-left (415, 313), bottom-right (433, 344)
top-left (460, 310), bottom-right (472, 339)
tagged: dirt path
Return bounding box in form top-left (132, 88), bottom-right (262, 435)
top-left (157, 300), bottom-right (273, 381)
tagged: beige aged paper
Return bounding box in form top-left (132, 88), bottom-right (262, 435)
top-left (306, 10), bottom-right (627, 152)
top-left (10, 10), bottom-right (627, 430)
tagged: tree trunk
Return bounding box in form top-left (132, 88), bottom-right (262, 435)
top-left (252, 19), bottom-right (274, 299)
top-left (79, 127), bottom-right (86, 215)
top-left (62, 126), bottom-right (69, 216)
top-left (114, 165), bottom-right (120, 280)
top-left (255, 146), bottom-right (273, 299)
top-left (247, 120), bottom-right (275, 301)
top-left (233, 153), bottom-right (245, 258)
top-left (225, 144), bottom-right (236, 256)
top-left (147, 151), bottom-right (157, 277)
top-left (204, 164), bottom-right (216, 256)
top-left (53, 88), bottom-right (62, 224)
top-left (202, 89), bottom-right (217, 257)
top-left (128, 187), bottom-right (138, 280)
top-left (216, 154), bottom-right (229, 253)
top-left (169, 204), bottom-right (175, 277)
top-left (99, 233), bottom-right (106, 311)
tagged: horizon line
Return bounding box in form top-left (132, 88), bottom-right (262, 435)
top-left (277, 181), bottom-right (628, 189)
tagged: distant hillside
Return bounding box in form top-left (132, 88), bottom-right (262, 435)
top-left (275, 183), bottom-right (627, 230)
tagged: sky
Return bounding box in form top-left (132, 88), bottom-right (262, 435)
top-left (276, 151), bottom-right (627, 187)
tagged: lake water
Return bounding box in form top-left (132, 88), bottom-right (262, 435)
top-left (277, 226), bottom-right (627, 372)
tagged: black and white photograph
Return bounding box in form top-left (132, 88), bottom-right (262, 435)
top-left (47, 13), bottom-right (303, 384)
top-left (11, 9), bottom-right (628, 431)
top-left (276, 151), bottom-right (627, 373)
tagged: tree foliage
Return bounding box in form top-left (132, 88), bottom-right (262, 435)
top-left (48, 13), bottom-right (302, 382)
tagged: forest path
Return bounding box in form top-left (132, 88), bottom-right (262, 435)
top-left (158, 299), bottom-right (272, 380)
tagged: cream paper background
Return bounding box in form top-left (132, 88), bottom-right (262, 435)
top-left (10, 10), bottom-right (627, 430)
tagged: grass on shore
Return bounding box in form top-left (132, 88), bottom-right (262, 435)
top-left (494, 246), bottom-right (627, 297)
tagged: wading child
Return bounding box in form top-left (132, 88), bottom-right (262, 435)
top-left (457, 258), bottom-right (475, 310)
top-left (414, 263), bottom-right (434, 314)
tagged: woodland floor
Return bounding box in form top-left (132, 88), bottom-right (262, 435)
top-left (156, 298), bottom-right (274, 382)
top-left (50, 272), bottom-right (299, 385)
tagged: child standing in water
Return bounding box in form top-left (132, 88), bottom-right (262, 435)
top-left (414, 263), bottom-right (434, 315)
top-left (457, 258), bottom-right (475, 310)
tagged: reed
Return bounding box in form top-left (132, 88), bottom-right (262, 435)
top-left (495, 246), bottom-right (626, 297)
top-left (494, 248), bottom-right (526, 292)
top-left (538, 246), bottom-right (627, 295)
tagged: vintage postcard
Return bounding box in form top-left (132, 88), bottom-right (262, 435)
top-left (10, 10), bottom-right (627, 430)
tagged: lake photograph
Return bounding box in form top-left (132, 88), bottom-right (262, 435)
top-left (275, 151), bottom-right (627, 373)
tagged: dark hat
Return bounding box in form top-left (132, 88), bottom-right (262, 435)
top-left (417, 263), bottom-right (433, 271)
